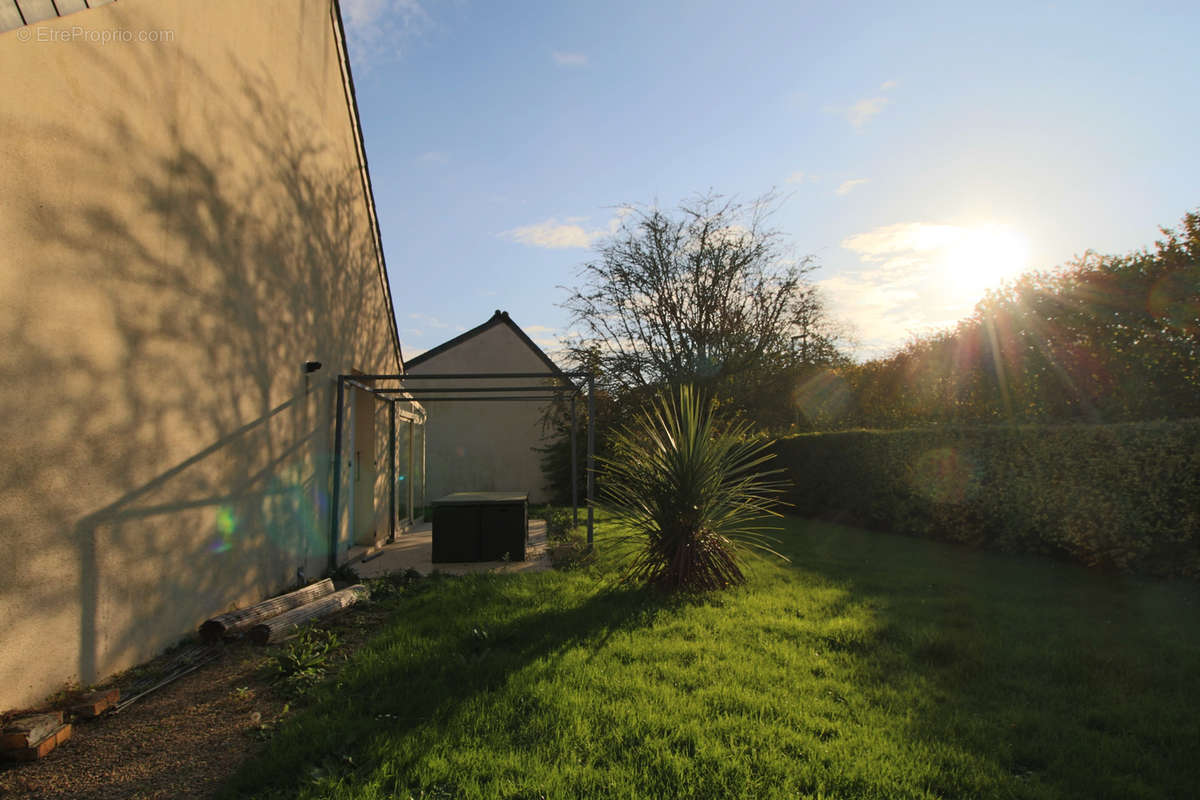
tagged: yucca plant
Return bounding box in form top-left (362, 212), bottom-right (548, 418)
top-left (598, 384), bottom-right (789, 592)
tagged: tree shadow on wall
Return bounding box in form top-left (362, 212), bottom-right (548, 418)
top-left (0, 39), bottom-right (396, 692)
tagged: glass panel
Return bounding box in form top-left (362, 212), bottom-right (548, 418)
top-left (413, 421), bottom-right (425, 519)
top-left (395, 417), bottom-right (411, 523)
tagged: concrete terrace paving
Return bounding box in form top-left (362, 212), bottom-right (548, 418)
top-left (347, 519), bottom-right (552, 579)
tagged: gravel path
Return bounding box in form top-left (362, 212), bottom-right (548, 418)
top-left (0, 598), bottom-right (392, 799)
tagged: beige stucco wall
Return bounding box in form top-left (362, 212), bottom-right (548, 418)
top-left (406, 324), bottom-right (560, 505)
top-left (0, 0), bottom-right (400, 711)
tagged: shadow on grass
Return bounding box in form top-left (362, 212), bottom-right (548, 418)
top-left (771, 518), bottom-right (1200, 800)
top-left (221, 519), bottom-right (1200, 799)
top-left (218, 572), bottom-right (662, 799)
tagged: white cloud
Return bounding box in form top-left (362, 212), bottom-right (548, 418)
top-left (842, 223), bottom-right (963, 259)
top-left (611, 205), bottom-right (634, 226)
top-left (552, 51), bottom-right (587, 66)
top-left (523, 324), bottom-right (563, 350)
top-left (786, 171), bottom-right (807, 184)
top-left (408, 312), bottom-right (450, 329)
top-left (836, 178), bottom-right (869, 196)
top-left (820, 221), bottom-right (1030, 358)
top-left (846, 97), bottom-right (890, 128)
top-left (340, 0), bottom-right (430, 69)
top-left (503, 218), bottom-right (601, 249)
top-left (817, 273), bottom-right (943, 360)
top-left (827, 81), bottom-right (898, 129)
top-left (502, 210), bottom-right (629, 249)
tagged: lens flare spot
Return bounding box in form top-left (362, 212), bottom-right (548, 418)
top-left (1149, 271), bottom-right (1200, 335)
top-left (793, 370), bottom-right (851, 428)
top-left (212, 506), bottom-right (237, 553)
top-left (259, 467), bottom-right (328, 557)
top-left (912, 448), bottom-right (978, 504)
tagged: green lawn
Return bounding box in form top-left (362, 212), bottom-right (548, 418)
top-left (221, 517), bottom-right (1200, 799)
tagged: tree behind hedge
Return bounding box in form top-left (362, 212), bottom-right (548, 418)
top-left (837, 210), bottom-right (1200, 427)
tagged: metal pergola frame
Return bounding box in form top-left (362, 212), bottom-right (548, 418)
top-left (328, 370), bottom-right (596, 571)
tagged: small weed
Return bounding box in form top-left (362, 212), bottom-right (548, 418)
top-left (544, 507), bottom-right (580, 542)
top-left (540, 508), bottom-right (592, 569)
top-left (329, 563), bottom-right (360, 584)
top-left (550, 539), bottom-right (593, 570)
top-left (365, 576), bottom-right (403, 600)
top-left (271, 627), bottom-right (341, 697)
top-left (40, 681), bottom-right (83, 710)
top-left (365, 569), bottom-right (427, 602)
top-left (251, 703), bottom-right (290, 742)
top-left (230, 686), bottom-right (255, 702)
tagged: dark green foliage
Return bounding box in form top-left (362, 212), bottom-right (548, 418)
top-left (535, 380), bottom-right (622, 506)
top-left (599, 385), bottom-right (787, 591)
top-left (772, 420), bottom-right (1200, 577)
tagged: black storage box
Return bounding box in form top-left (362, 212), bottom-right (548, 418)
top-left (431, 492), bottom-right (528, 563)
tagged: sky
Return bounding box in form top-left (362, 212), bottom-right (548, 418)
top-left (340, 0), bottom-right (1200, 361)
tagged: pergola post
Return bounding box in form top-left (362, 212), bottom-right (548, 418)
top-left (586, 374), bottom-right (595, 546)
top-left (388, 400), bottom-right (396, 543)
top-left (328, 375), bottom-right (346, 572)
top-left (571, 393), bottom-right (578, 528)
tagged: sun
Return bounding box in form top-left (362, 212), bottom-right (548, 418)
top-left (941, 224), bottom-right (1031, 299)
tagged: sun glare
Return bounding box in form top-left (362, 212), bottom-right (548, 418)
top-left (942, 224), bottom-right (1031, 299)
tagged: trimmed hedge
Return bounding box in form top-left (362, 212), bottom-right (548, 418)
top-left (770, 420), bottom-right (1200, 578)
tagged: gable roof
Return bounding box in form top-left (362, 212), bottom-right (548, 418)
top-left (404, 310), bottom-right (565, 376)
top-left (1, 0), bottom-right (115, 35)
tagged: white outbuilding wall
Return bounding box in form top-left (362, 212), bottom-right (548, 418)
top-left (405, 313), bottom-right (563, 505)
